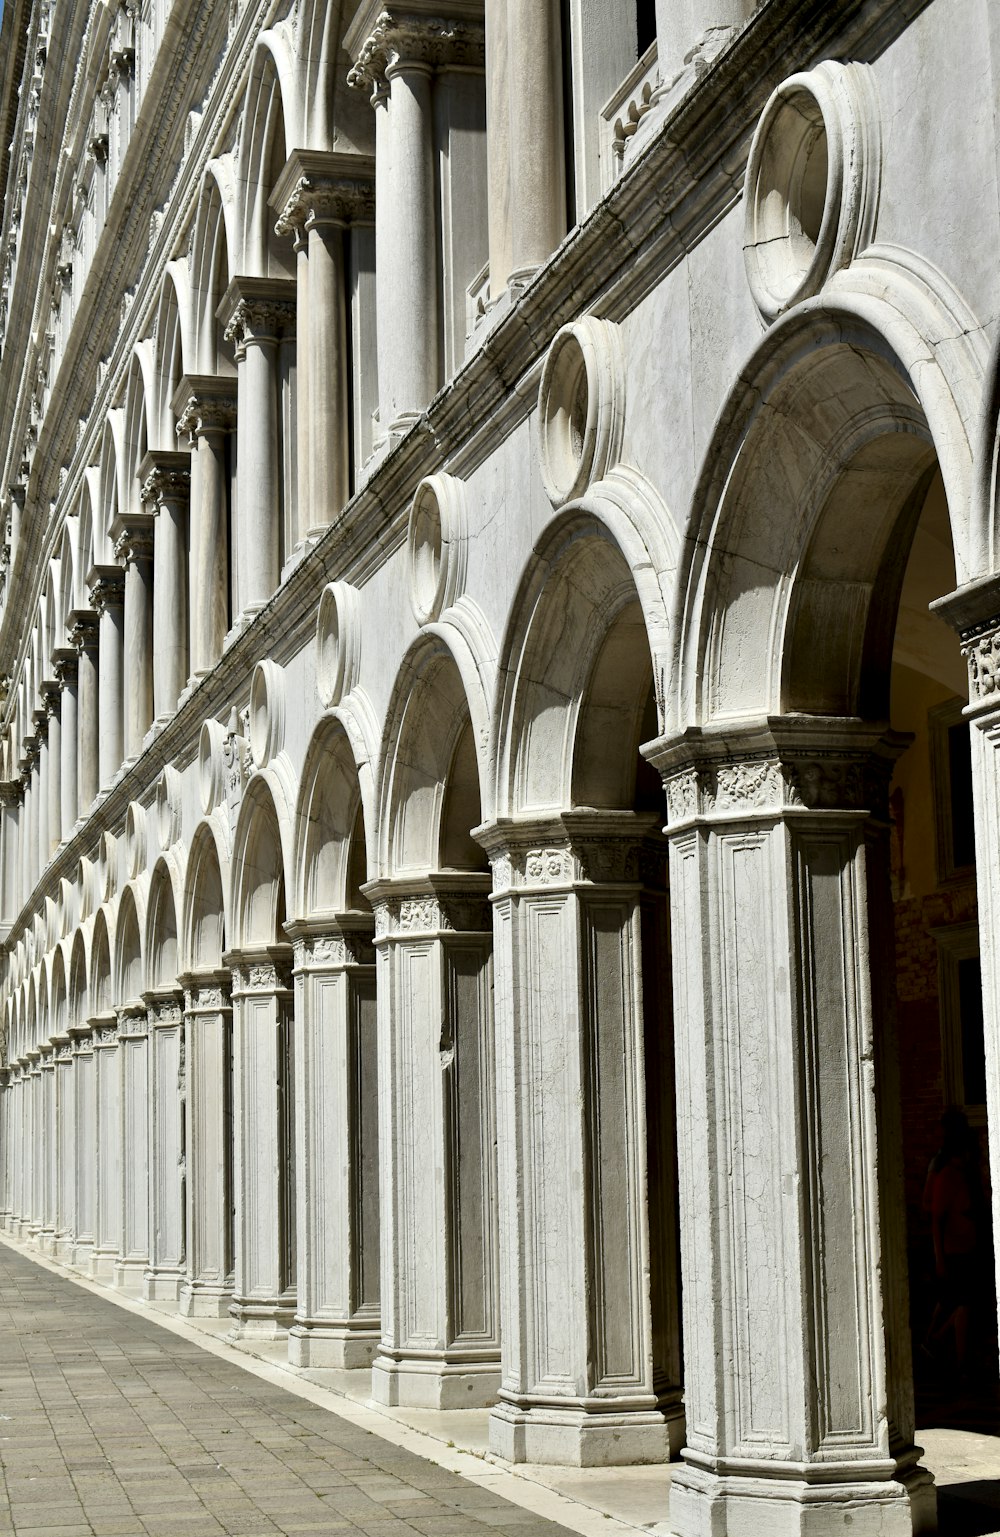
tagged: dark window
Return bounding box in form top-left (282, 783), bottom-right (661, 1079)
top-left (637, 0), bottom-right (657, 54)
top-left (948, 720), bottom-right (976, 868)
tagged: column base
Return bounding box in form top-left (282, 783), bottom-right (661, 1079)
top-left (113, 1257), bottom-right (148, 1294)
top-left (371, 1352), bottom-right (500, 1410)
top-left (287, 1321), bottom-right (380, 1370)
top-left (37, 1227), bottom-right (57, 1255)
top-left (488, 1398), bottom-right (682, 1466)
top-left (71, 1240), bottom-right (94, 1271)
top-left (89, 1245), bottom-right (117, 1282)
top-left (178, 1282), bottom-right (234, 1318)
top-left (226, 1297), bottom-right (295, 1343)
top-left (52, 1234), bottom-right (75, 1262)
top-left (142, 1269), bottom-right (183, 1302)
top-left (668, 1455), bottom-right (937, 1537)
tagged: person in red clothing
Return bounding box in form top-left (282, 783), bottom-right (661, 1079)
top-left (922, 1107), bottom-right (986, 1373)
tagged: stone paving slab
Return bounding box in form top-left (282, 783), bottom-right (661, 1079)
top-left (0, 1245), bottom-right (578, 1537)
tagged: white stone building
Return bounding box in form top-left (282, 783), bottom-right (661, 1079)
top-left (0, 0), bottom-right (998, 1529)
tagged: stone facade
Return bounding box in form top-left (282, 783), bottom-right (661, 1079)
top-left (1, 0), bottom-right (999, 1532)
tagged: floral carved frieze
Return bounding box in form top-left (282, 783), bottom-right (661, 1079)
top-left (95, 1023), bottom-right (119, 1046)
top-left (662, 750), bottom-right (897, 827)
top-left (184, 984), bottom-right (229, 1013)
top-left (117, 1012), bottom-right (148, 1039)
top-left (148, 1000), bottom-right (183, 1028)
top-left (229, 960), bottom-right (293, 996)
top-left (372, 893), bottom-right (492, 938)
top-left (292, 931), bottom-right (376, 970)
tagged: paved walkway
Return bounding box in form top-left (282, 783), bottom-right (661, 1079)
top-left (0, 1243), bottom-right (575, 1537)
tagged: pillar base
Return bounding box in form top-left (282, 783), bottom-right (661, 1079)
top-left (52, 1235), bottom-right (75, 1262)
top-left (287, 1322), bottom-right (380, 1370)
top-left (178, 1282), bottom-right (234, 1318)
top-left (37, 1226), bottom-right (57, 1256)
top-left (71, 1240), bottom-right (94, 1272)
top-left (488, 1398), bottom-right (682, 1466)
top-left (89, 1245), bottom-right (117, 1282)
top-left (113, 1258), bottom-right (147, 1294)
top-left (226, 1298), bottom-right (295, 1343)
top-left (668, 1456), bottom-right (937, 1537)
top-left (371, 1352), bottom-right (500, 1410)
top-left (142, 1269), bottom-right (183, 1302)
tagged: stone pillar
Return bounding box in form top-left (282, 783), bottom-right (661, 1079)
top-left (42, 686), bottom-right (61, 857)
top-left (227, 949), bottom-right (296, 1339)
top-left (144, 990), bottom-right (185, 1301)
top-left (53, 1034), bottom-right (75, 1261)
top-left (34, 710), bottom-right (49, 874)
top-left (24, 1050), bottom-right (41, 1240)
top-left (487, 0), bottom-right (565, 294)
top-left (139, 451), bottom-right (190, 722)
top-left (54, 650), bottom-right (78, 840)
top-left (219, 278), bottom-right (296, 620)
top-left (476, 814), bottom-right (682, 1464)
top-left (87, 566), bottom-right (125, 789)
top-left (0, 778), bottom-right (22, 922)
top-left (174, 377), bottom-right (237, 678)
top-left (38, 1043), bottom-right (57, 1252)
top-left (933, 577), bottom-right (1000, 1358)
top-left (112, 518), bottom-right (155, 759)
top-left (365, 877), bottom-right (500, 1409)
top-left (179, 972), bottom-right (235, 1318)
top-left (272, 151), bottom-right (375, 539)
top-left (2, 1067), bottom-right (19, 1232)
top-left (91, 1015), bottom-right (121, 1280)
top-left (71, 1024), bottom-right (96, 1271)
top-left (69, 609), bottom-right (100, 813)
top-left (285, 920), bottom-right (380, 1369)
top-left (645, 719), bottom-right (933, 1536)
top-left (347, 10), bottom-right (483, 432)
top-left (114, 1004), bottom-right (150, 1293)
top-left (19, 752), bottom-right (36, 905)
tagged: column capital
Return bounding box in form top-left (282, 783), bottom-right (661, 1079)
top-left (271, 149), bottom-right (376, 237)
top-left (473, 810), bottom-right (666, 895)
top-left (137, 449), bottom-right (191, 510)
top-left (930, 573), bottom-right (1000, 717)
top-left (172, 374), bottom-right (238, 443)
top-left (0, 776), bottom-right (23, 808)
top-left (362, 870), bottom-right (492, 937)
top-left (218, 276), bottom-right (296, 355)
top-left (86, 563), bottom-right (126, 615)
top-left (110, 512), bottom-right (156, 567)
top-left (52, 647), bottom-right (79, 690)
top-left (644, 716), bottom-right (909, 831)
top-left (285, 913), bottom-right (377, 969)
top-left (178, 968), bottom-right (233, 1014)
top-left (142, 987), bottom-right (184, 1028)
top-left (40, 682), bottom-right (60, 720)
top-left (222, 944), bottom-right (293, 997)
top-left (32, 705), bottom-right (49, 746)
top-left (346, 2), bottom-right (485, 100)
top-left (68, 606), bottom-right (100, 653)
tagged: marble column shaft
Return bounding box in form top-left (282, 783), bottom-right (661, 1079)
top-left (55, 651), bottom-right (78, 840)
top-left (88, 567), bottom-right (125, 788)
top-left (286, 919), bottom-right (380, 1369)
top-left (139, 452), bottom-right (190, 720)
top-left (478, 815), bottom-right (682, 1466)
top-left (54, 1038), bottom-right (75, 1259)
top-left (71, 1025), bottom-right (96, 1269)
top-left (113, 520), bottom-right (155, 758)
top-left (174, 376), bottom-right (236, 675)
top-left (69, 610), bottom-right (100, 813)
top-left (91, 1015), bottom-right (121, 1281)
top-left (144, 989), bottom-right (185, 1301)
top-left (179, 972), bottom-right (234, 1318)
top-left (43, 688), bottom-right (61, 859)
top-left (649, 721), bottom-right (931, 1537)
top-left (115, 1004), bottom-right (150, 1292)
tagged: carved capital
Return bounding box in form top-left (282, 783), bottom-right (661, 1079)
top-left (960, 614), bottom-right (1000, 704)
top-left (347, 9), bottom-right (486, 99)
top-left (87, 564), bottom-right (125, 615)
top-left (218, 277), bottom-right (296, 355)
top-left (112, 515), bottom-right (155, 567)
top-left (53, 648), bottom-right (79, 690)
top-left (172, 375), bottom-right (238, 443)
top-left (68, 608), bottom-right (100, 653)
top-left (138, 450), bottom-right (191, 510)
top-left (271, 150), bottom-right (376, 236)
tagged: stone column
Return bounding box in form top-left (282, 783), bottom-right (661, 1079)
top-left (2, 1067), bottom-right (20, 1232)
top-left (486, 0), bottom-right (565, 295)
top-left (347, 10), bottom-right (483, 432)
top-left (285, 920), bottom-right (380, 1369)
top-left (54, 650), bottom-right (78, 840)
top-left (71, 1023), bottom-right (96, 1271)
top-left (144, 990), bottom-right (185, 1301)
top-left (24, 1050), bottom-right (41, 1240)
top-left (91, 1015), bottom-right (121, 1280)
top-left (476, 814), bottom-right (682, 1464)
top-left (272, 151), bottom-right (375, 539)
top-left (139, 451), bottom-right (190, 722)
top-left (644, 719), bottom-right (933, 1536)
top-left (0, 778), bottom-right (22, 921)
top-left (219, 278), bottom-right (296, 620)
top-left (34, 709), bottom-right (49, 874)
top-left (69, 609), bottom-right (100, 813)
top-left (179, 972), bottom-right (235, 1318)
top-left (933, 578), bottom-right (1000, 1355)
top-left (112, 518), bottom-right (155, 759)
top-left (42, 685), bottom-right (61, 857)
top-left (19, 751), bottom-right (36, 905)
top-left (53, 1034), bottom-right (75, 1261)
top-left (38, 1043), bottom-right (57, 1252)
top-left (227, 949), bottom-right (296, 1339)
top-left (364, 877), bottom-right (500, 1409)
top-left (174, 377), bottom-right (237, 678)
top-left (87, 566), bottom-right (125, 789)
top-left (114, 1004), bottom-right (150, 1293)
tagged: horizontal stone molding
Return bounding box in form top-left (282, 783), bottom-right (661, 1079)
top-left (476, 812), bottom-right (667, 895)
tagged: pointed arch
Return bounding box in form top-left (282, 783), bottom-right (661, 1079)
top-left (190, 159), bottom-right (240, 375)
top-left (123, 345), bottom-right (156, 512)
top-left (146, 855), bottom-right (182, 990)
top-left (237, 37), bottom-right (296, 278)
top-left (230, 773), bottom-right (295, 949)
top-left (292, 711), bottom-right (375, 920)
top-left (153, 261), bottom-right (194, 445)
top-left (182, 816), bottom-right (231, 972)
top-left (114, 884), bottom-right (146, 1006)
top-left (68, 927), bottom-right (88, 1029)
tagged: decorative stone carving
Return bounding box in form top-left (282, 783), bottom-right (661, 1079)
top-left (248, 660), bottom-right (284, 769)
top-left (347, 10), bottom-right (486, 101)
top-left (743, 60), bottom-right (882, 322)
top-left (123, 800), bottom-right (146, 881)
top-left (198, 718), bottom-right (227, 814)
top-left (315, 582), bottom-right (362, 708)
top-left (960, 613), bottom-right (1000, 701)
top-left (407, 473), bottom-right (467, 625)
top-left (272, 150), bottom-right (376, 236)
top-left (538, 317), bottom-right (627, 507)
top-left (155, 765), bottom-right (182, 848)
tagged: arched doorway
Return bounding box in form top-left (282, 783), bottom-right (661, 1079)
top-left (484, 510), bottom-right (682, 1465)
top-left (652, 279), bottom-right (988, 1534)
